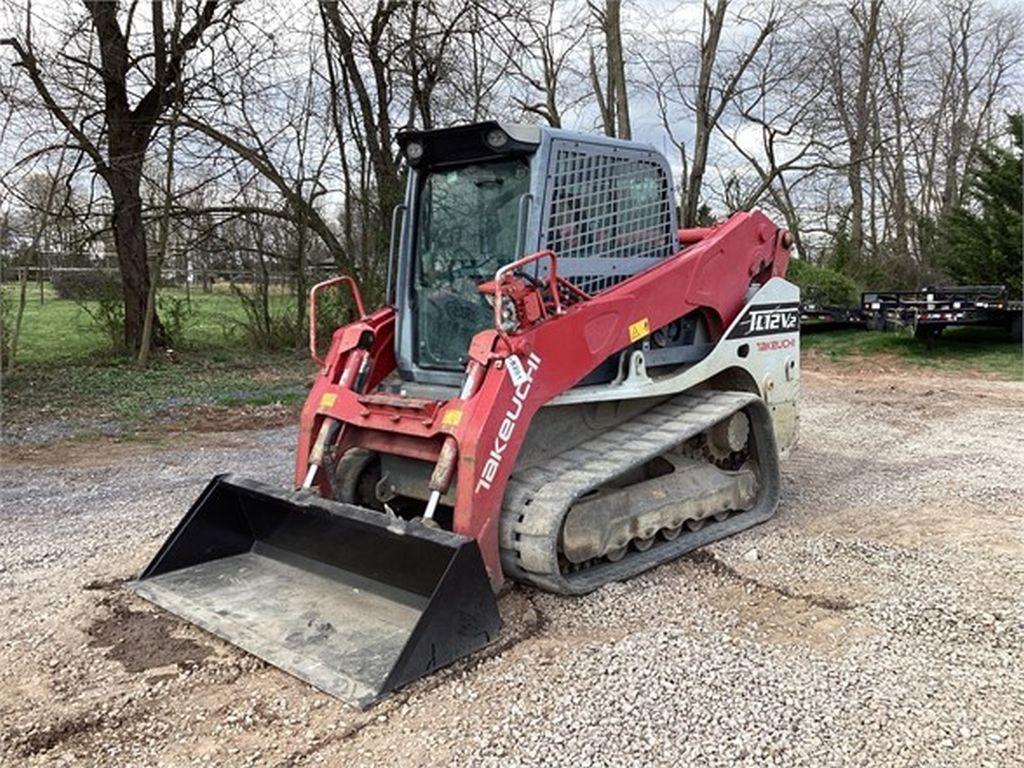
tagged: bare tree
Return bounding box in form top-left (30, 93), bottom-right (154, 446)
top-left (494, 0), bottom-right (589, 128)
top-left (819, 0), bottom-right (882, 267)
top-left (589, 0), bottom-right (631, 138)
top-left (181, 14), bottom-right (349, 326)
top-left (640, 0), bottom-right (779, 226)
top-left (715, 23), bottom-right (839, 257)
top-left (4, 0), bottom-right (1021, 333)
top-left (446, 3), bottom-right (519, 122)
top-left (404, 0), bottom-right (476, 129)
top-left (2, 0), bottom-right (235, 352)
top-left (797, 0), bottom-right (1022, 279)
top-left (321, 0), bottom-right (404, 254)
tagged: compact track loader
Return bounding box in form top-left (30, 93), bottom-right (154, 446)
top-left (135, 122), bottom-right (800, 707)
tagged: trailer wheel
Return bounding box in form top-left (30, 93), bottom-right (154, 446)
top-left (1011, 313), bottom-right (1022, 341)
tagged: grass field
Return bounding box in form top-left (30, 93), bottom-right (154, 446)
top-left (3, 284), bottom-right (1021, 445)
top-left (7, 284), bottom-right (298, 364)
top-left (802, 326), bottom-right (1023, 379)
top-left (2, 286), bottom-right (313, 441)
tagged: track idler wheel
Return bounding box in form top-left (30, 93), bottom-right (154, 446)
top-left (661, 525), bottom-right (683, 541)
top-left (606, 545), bottom-right (628, 562)
top-left (633, 536), bottom-right (655, 552)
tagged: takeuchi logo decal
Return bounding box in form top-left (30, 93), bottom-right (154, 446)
top-left (475, 352), bottom-right (542, 494)
top-left (727, 302), bottom-right (800, 339)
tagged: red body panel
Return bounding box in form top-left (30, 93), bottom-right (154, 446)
top-left (296, 210), bottom-right (790, 588)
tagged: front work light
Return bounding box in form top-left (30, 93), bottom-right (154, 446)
top-left (485, 129), bottom-right (509, 149)
top-left (406, 141), bottom-right (425, 161)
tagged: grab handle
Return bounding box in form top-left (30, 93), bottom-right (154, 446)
top-left (309, 276), bottom-right (366, 366)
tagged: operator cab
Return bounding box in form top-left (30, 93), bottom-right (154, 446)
top-left (393, 121), bottom-right (677, 387)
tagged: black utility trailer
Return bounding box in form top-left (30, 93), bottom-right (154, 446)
top-left (799, 301), bottom-right (866, 334)
top-left (798, 287), bottom-right (867, 334)
top-left (861, 285), bottom-right (1022, 340)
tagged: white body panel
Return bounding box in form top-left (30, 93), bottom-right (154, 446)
top-left (546, 278), bottom-right (801, 455)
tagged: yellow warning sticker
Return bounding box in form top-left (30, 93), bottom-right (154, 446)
top-left (319, 392), bottom-right (337, 408)
top-left (628, 318), bottom-right (650, 342)
top-left (442, 409), bottom-right (463, 427)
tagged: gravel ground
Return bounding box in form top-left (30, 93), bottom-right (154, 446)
top-left (1, 364), bottom-right (1022, 767)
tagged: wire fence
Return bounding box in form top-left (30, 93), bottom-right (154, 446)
top-left (0, 264), bottom-right (345, 302)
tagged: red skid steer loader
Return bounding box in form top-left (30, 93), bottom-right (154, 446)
top-left (134, 122), bottom-right (800, 708)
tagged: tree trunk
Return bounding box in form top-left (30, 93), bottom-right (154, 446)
top-left (606, 0), bottom-right (631, 140)
top-left (138, 100), bottom-right (179, 367)
top-left (684, 120), bottom-right (714, 227)
top-left (845, 0), bottom-right (882, 269)
top-left (294, 209), bottom-right (308, 344)
top-left (5, 268), bottom-right (29, 370)
top-left (590, 43), bottom-right (614, 137)
top-left (682, 0), bottom-right (727, 227)
top-left (847, 168), bottom-right (865, 269)
top-left (107, 168), bottom-right (164, 352)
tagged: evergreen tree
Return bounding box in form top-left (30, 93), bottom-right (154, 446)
top-left (940, 114), bottom-right (1023, 298)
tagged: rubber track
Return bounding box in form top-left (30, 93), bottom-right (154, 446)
top-left (499, 389), bottom-right (781, 595)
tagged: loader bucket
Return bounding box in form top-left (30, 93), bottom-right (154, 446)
top-left (132, 474), bottom-right (500, 708)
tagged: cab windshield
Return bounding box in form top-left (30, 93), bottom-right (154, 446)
top-left (414, 158), bottom-right (530, 369)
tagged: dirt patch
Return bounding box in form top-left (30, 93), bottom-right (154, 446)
top-left (689, 550), bottom-right (870, 653)
top-left (801, 361), bottom-right (1024, 404)
top-left (170, 401), bottom-right (300, 435)
top-left (82, 576), bottom-right (129, 592)
top-left (690, 550), bottom-right (860, 611)
top-left (720, 583), bottom-right (871, 653)
top-left (803, 349), bottom-right (1020, 382)
top-left (86, 597), bottom-right (212, 674)
top-left (14, 711), bottom-right (110, 758)
top-left (1, 416), bottom-right (290, 469)
top-left (850, 507), bottom-right (1024, 556)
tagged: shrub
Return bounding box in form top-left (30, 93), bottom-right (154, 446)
top-left (157, 293), bottom-right (195, 345)
top-left (227, 280), bottom-right (359, 352)
top-left (787, 258), bottom-right (859, 306)
top-left (229, 283), bottom-right (298, 351)
top-left (311, 284), bottom-right (358, 345)
top-left (56, 272), bottom-right (195, 351)
top-left (55, 270), bottom-right (126, 351)
top-left (79, 294), bottom-right (126, 352)
top-left (52, 269), bottom-right (121, 300)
